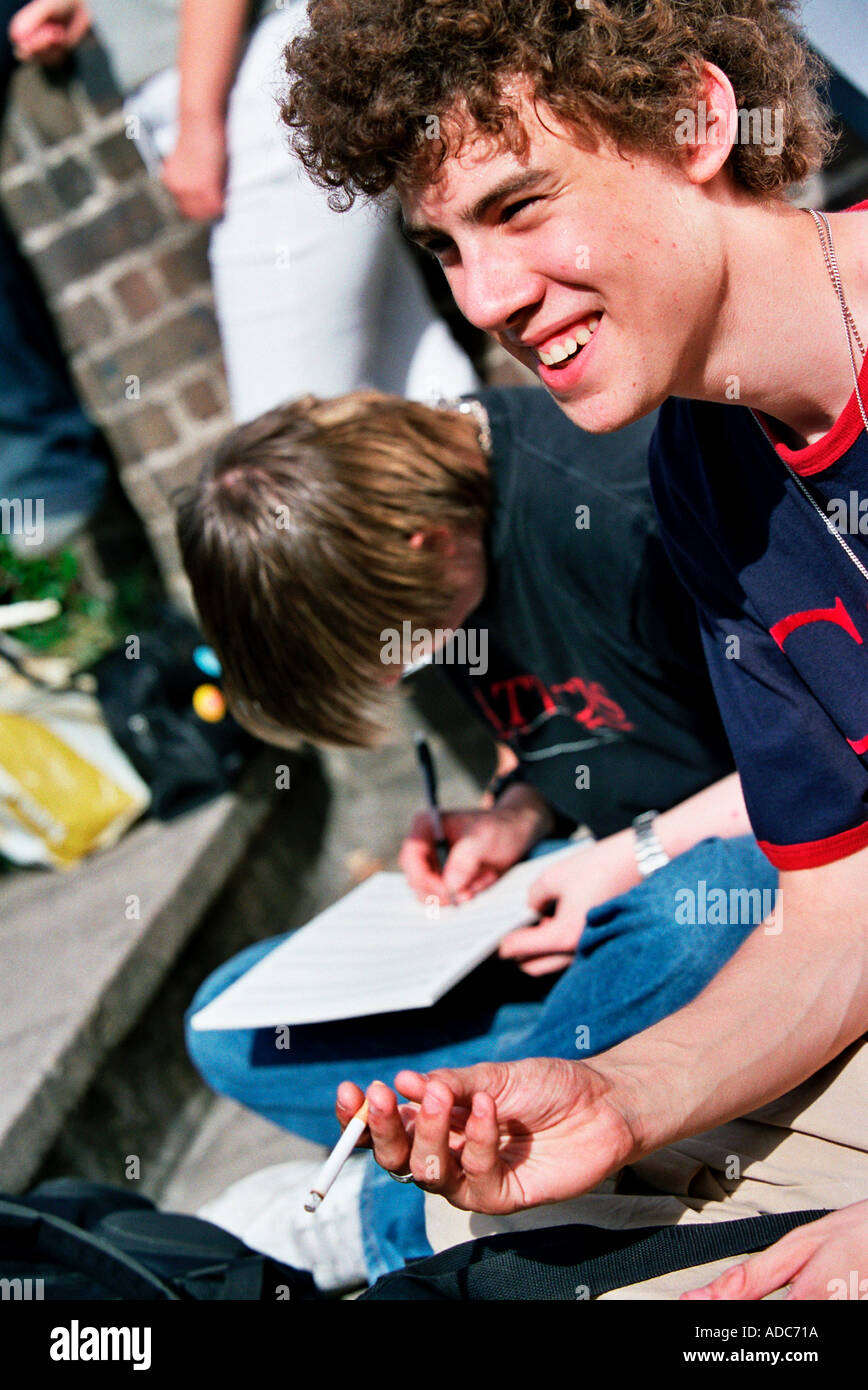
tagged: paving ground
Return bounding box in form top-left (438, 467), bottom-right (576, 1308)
top-left (159, 1098), bottom-right (325, 1214)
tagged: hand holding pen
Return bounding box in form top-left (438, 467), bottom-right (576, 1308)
top-left (405, 734), bottom-right (543, 904)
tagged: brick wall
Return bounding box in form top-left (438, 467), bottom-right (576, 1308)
top-left (0, 39), bottom-right (232, 604)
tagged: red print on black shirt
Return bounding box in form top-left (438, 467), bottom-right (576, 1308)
top-left (469, 672), bottom-right (636, 742)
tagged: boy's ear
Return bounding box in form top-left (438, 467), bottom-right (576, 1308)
top-left (676, 61), bottom-right (741, 186)
top-left (408, 526), bottom-right (456, 556)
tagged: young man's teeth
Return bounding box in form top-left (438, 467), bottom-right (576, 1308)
top-left (540, 340), bottom-right (577, 366)
top-left (537, 317), bottom-right (601, 367)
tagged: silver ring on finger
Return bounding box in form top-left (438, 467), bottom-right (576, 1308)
top-left (386, 1169), bottom-right (416, 1184)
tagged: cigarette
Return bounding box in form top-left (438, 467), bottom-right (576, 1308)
top-left (304, 1099), bottom-right (369, 1212)
top-left (0, 599), bottom-right (61, 630)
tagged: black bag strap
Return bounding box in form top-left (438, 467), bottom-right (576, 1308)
top-left (172, 1257), bottom-right (267, 1301)
top-left (0, 1199), bottom-right (181, 1301)
top-left (362, 1209), bottom-right (830, 1301)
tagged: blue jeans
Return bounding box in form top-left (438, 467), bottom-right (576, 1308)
top-left (0, 201), bottom-right (108, 539)
top-left (185, 835), bottom-right (776, 1280)
top-left (0, 25), bottom-right (108, 543)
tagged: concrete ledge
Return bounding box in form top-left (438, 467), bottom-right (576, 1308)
top-left (0, 751), bottom-right (276, 1192)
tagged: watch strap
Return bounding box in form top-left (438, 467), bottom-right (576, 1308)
top-left (632, 810), bottom-right (671, 877)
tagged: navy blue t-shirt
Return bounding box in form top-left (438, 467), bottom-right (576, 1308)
top-left (650, 226), bottom-right (868, 870)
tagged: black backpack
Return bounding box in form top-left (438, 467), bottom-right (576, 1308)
top-left (93, 607), bottom-right (261, 820)
top-left (0, 1179), bottom-right (319, 1301)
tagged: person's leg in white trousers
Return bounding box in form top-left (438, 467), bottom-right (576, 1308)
top-left (128, 7), bottom-right (479, 422)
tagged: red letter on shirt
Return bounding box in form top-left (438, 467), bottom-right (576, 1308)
top-left (769, 596), bottom-right (862, 652)
top-left (769, 597), bottom-right (868, 753)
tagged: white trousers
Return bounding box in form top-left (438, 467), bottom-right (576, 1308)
top-left (128, 7), bottom-right (479, 422)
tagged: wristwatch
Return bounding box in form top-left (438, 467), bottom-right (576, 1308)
top-left (632, 810), bottom-right (671, 877)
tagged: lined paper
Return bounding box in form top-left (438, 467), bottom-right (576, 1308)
top-left (191, 846), bottom-right (579, 1029)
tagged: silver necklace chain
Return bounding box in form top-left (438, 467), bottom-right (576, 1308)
top-left (435, 394), bottom-right (493, 456)
top-left (808, 209), bottom-right (868, 432)
top-left (777, 441), bottom-right (868, 585)
top-left (757, 209), bottom-right (868, 586)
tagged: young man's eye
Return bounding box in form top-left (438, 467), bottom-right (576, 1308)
top-left (501, 197), bottom-right (541, 222)
top-left (426, 238), bottom-right (457, 264)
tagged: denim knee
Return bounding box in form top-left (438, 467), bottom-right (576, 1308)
top-left (184, 935), bottom-right (290, 1085)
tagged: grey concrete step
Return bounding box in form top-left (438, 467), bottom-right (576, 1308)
top-left (0, 751), bottom-right (277, 1192)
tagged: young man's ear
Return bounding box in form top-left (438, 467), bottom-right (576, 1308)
top-left (676, 61), bottom-right (741, 186)
top-left (408, 527), bottom-right (456, 556)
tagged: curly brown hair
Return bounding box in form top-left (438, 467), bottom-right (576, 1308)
top-left (282, 0), bottom-right (835, 208)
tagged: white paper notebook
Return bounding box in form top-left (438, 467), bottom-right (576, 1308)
top-left (190, 845), bottom-right (578, 1030)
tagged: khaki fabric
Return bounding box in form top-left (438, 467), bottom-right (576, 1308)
top-left (424, 1036), bottom-right (868, 1298)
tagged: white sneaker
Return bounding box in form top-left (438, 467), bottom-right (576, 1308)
top-left (197, 1156), bottom-right (369, 1293)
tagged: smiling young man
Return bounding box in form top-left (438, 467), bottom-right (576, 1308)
top-left (281, 1), bottom-right (868, 1298)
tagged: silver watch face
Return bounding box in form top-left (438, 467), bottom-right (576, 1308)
top-left (633, 812), bottom-right (669, 876)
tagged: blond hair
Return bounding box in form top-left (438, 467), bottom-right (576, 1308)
top-left (175, 392), bottom-right (490, 747)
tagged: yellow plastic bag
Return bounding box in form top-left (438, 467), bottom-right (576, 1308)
top-left (0, 658), bottom-right (150, 869)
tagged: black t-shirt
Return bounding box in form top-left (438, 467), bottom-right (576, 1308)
top-left (441, 388), bottom-right (734, 838)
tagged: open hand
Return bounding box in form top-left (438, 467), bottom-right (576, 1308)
top-left (336, 1058), bottom-right (636, 1214)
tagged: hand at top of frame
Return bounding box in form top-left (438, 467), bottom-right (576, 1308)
top-left (9, 0), bottom-right (91, 66)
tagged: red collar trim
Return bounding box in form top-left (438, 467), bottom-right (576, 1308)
top-left (752, 200), bottom-right (868, 477)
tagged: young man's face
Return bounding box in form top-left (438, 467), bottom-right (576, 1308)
top-left (401, 86), bottom-right (727, 434)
